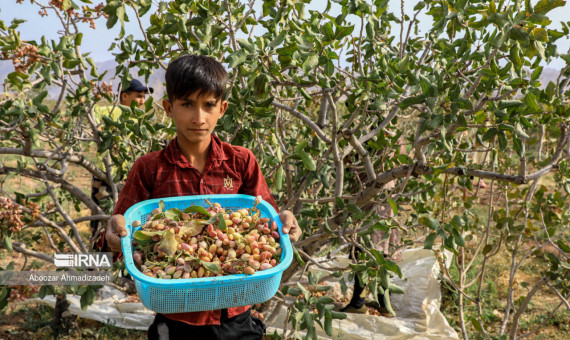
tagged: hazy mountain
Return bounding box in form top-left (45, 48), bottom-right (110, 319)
top-left (0, 61), bottom-right (14, 81)
top-left (540, 67), bottom-right (563, 87)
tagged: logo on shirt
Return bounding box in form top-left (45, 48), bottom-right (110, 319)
top-left (223, 176), bottom-right (234, 191)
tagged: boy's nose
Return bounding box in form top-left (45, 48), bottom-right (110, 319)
top-left (192, 108), bottom-right (207, 125)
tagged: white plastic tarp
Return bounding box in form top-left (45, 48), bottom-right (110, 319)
top-left (29, 248), bottom-right (458, 339)
top-left (30, 285), bottom-right (155, 330)
top-left (265, 248), bottom-right (458, 339)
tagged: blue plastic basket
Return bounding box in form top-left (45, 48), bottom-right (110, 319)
top-left (121, 194), bottom-right (293, 314)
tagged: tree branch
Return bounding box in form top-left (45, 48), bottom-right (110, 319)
top-left (41, 172), bottom-right (88, 253)
top-left (326, 92), bottom-right (343, 197)
top-left (12, 242), bottom-right (55, 264)
top-left (0, 147), bottom-right (107, 182)
top-left (0, 166), bottom-right (104, 214)
top-left (509, 276), bottom-right (550, 340)
top-left (131, 4), bottom-right (167, 70)
top-left (272, 101), bottom-right (332, 144)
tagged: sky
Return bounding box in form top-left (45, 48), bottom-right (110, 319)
top-left (1, 0), bottom-right (569, 68)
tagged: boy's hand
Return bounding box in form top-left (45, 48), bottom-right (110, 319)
top-left (105, 214), bottom-right (127, 253)
top-left (279, 210), bottom-right (301, 242)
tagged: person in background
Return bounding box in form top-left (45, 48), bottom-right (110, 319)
top-left (91, 79), bottom-right (154, 245)
top-left (118, 79), bottom-right (153, 109)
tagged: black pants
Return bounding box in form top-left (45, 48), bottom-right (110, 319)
top-left (148, 309), bottom-right (265, 340)
top-left (348, 247), bottom-right (389, 309)
top-left (348, 247), bottom-right (366, 307)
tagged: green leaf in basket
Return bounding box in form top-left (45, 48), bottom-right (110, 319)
top-left (184, 255), bottom-right (199, 263)
top-left (134, 230), bottom-right (165, 241)
top-left (159, 200), bottom-right (165, 213)
top-left (179, 219), bottom-right (205, 237)
top-left (157, 230), bottom-right (178, 257)
top-left (133, 238), bottom-right (153, 247)
top-left (164, 208), bottom-right (183, 221)
top-left (183, 205), bottom-right (211, 218)
top-left (218, 215), bottom-right (227, 231)
top-left (201, 261), bottom-right (222, 274)
top-left (201, 212), bottom-right (222, 225)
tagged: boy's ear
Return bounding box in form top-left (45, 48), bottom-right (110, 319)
top-left (163, 99), bottom-right (172, 116)
top-left (219, 100), bottom-right (228, 117)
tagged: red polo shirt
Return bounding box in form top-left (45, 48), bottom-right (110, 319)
top-left (99, 134), bottom-right (279, 326)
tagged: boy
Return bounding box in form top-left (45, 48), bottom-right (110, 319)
top-left (101, 55), bottom-right (301, 340)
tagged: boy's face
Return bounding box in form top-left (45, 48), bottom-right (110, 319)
top-left (121, 91), bottom-right (146, 108)
top-left (163, 91), bottom-right (228, 147)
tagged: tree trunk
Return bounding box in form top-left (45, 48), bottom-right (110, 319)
top-left (52, 294), bottom-right (69, 339)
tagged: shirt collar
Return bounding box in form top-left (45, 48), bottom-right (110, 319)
top-left (164, 134), bottom-right (228, 169)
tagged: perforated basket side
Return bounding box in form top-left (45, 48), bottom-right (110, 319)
top-left (135, 273), bottom-right (283, 313)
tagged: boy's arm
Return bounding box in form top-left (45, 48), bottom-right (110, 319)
top-left (103, 215), bottom-right (127, 258)
top-left (97, 158), bottom-right (153, 257)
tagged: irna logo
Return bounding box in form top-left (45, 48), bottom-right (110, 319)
top-left (54, 253), bottom-right (112, 269)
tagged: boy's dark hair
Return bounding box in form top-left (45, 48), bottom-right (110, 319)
top-left (165, 55), bottom-right (228, 101)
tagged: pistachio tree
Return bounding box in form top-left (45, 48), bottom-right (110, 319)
top-left (1, 0), bottom-right (570, 339)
